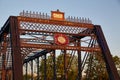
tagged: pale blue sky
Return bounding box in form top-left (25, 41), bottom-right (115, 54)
top-left (0, 0), bottom-right (120, 56)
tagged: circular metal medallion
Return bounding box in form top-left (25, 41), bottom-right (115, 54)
top-left (54, 34), bottom-right (69, 45)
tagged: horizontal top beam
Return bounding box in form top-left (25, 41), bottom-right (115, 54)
top-left (17, 16), bottom-right (94, 29)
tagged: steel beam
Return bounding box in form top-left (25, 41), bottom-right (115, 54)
top-left (94, 25), bottom-right (120, 80)
top-left (10, 16), bottom-right (22, 80)
top-left (21, 43), bottom-right (100, 52)
top-left (17, 16), bottom-right (94, 29)
top-left (77, 40), bottom-right (82, 80)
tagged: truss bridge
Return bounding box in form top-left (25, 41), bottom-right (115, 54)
top-left (0, 10), bottom-right (119, 80)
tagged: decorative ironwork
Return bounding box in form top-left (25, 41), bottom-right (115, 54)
top-left (19, 10), bottom-right (92, 24)
top-left (0, 10), bottom-right (119, 80)
top-left (54, 34), bottom-right (69, 45)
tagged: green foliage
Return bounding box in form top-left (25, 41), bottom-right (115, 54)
top-left (84, 53), bottom-right (109, 80)
top-left (113, 55), bottom-right (120, 68)
top-left (113, 55), bottom-right (120, 76)
top-left (83, 55), bottom-right (120, 80)
top-left (23, 74), bottom-right (32, 80)
top-left (39, 53), bottom-right (78, 80)
top-left (24, 53), bottom-right (120, 79)
top-left (39, 56), bottom-right (54, 80)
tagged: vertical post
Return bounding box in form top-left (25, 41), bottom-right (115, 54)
top-left (77, 40), bottom-right (81, 80)
top-left (53, 50), bottom-right (56, 80)
top-left (94, 25), bottom-right (120, 80)
top-left (31, 61), bottom-right (33, 80)
top-left (64, 50), bottom-right (68, 80)
top-left (2, 54), bottom-right (6, 80)
top-left (37, 58), bottom-right (39, 80)
top-left (44, 54), bottom-right (47, 80)
top-left (10, 16), bottom-right (22, 80)
top-left (2, 34), bottom-right (7, 80)
top-left (25, 63), bottom-right (28, 80)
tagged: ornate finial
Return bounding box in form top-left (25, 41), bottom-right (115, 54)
top-left (19, 10), bottom-right (92, 23)
top-left (57, 9), bottom-right (60, 12)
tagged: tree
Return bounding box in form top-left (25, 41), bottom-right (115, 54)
top-left (39, 53), bottom-right (78, 80)
top-left (23, 74), bottom-right (32, 80)
top-left (113, 55), bottom-right (120, 69)
top-left (56, 53), bottom-right (78, 80)
top-left (39, 55), bottom-right (53, 80)
top-left (84, 53), bottom-right (109, 80)
top-left (113, 55), bottom-right (120, 76)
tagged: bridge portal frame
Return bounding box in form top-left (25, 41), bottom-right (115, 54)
top-left (0, 10), bottom-right (119, 80)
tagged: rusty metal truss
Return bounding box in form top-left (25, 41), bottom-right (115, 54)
top-left (0, 10), bottom-right (119, 80)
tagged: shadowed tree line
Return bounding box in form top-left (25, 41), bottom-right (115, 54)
top-left (23, 54), bottom-right (120, 80)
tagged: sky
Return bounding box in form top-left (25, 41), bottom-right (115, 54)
top-left (0, 0), bottom-right (120, 56)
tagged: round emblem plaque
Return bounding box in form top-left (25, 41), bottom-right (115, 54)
top-left (54, 34), bottom-right (69, 45)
